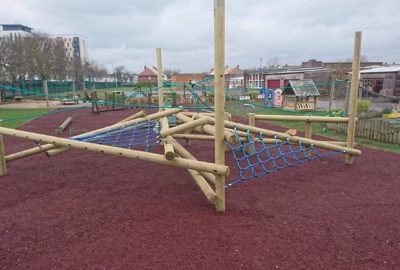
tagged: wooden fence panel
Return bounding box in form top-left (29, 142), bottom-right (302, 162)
top-left (327, 118), bottom-right (400, 145)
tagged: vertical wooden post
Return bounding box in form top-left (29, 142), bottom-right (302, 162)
top-left (43, 79), bottom-right (49, 108)
top-left (214, 0), bottom-right (226, 213)
top-left (345, 31), bottom-right (362, 165)
top-left (248, 113), bottom-right (255, 141)
top-left (345, 81), bottom-right (350, 114)
top-left (328, 71), bottom-right (337, 112)
top-left (304, 121), bottom-right (312, 155)
top-left (156, 48), bottom-right (164, 111)
top-left (0, 120), bottom-right (6, 176)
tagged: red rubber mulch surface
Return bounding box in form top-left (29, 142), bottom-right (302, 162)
top-left (0, 108), bottom-right (399, 269)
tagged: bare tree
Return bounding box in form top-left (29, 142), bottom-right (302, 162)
top-left (163, 68), bottom-right (180, 78)
top-left (267, 57), bottom-right (280, 68)
top-left (0, 36), bottom-right (31, 87)
top-left (53, 38), bottom-right (68, 80)
top-left (29, 34), bottom-right (57, 106)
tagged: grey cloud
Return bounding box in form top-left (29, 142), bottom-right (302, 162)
top-left (1, 0), bottom-right (399, 73)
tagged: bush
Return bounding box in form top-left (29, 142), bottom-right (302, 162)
top-left (383, 108), bottom-right (393, 114)
top-left (248, 91), bottom-right (259, 100)
top-left (356, 100), bottom-right (371, 113)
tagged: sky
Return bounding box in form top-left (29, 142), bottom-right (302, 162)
top-left (1, 0), bottom-right (399, 73)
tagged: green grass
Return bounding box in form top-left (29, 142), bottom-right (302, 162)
top-left (0, 108), bottom-right (52, 129)
top-left (226, 101), bottom-right (400, 154)
top-left (58, 86), bottom-right (135, 98)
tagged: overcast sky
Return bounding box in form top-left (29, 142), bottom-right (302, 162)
top-left (1, 0), bottom-right (399, 73)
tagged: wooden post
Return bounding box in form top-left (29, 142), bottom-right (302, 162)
top-left (43, 79), bottom-right (49, 108)
top-left (328, 71), bottom-right (337, 112)
top-left (248, 113), bottom-right (255, 141)
top-left (345, 31), bottom-right (362, 165)
top-left (304, 121), bottom-right (312, 155)
top-left (345, 81), bottom-right (350, 114)
top-left (156, 48), bottom-right (164, 111)
top-left (214, 0), bottom-right (226, 212)
top-left (0, 119), bottom-right (6, 176)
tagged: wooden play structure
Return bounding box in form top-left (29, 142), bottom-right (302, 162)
top-left (0, 2), bottom-right (363, 212)
top-left (91, 91), bottom-right (126, 114)
top-left (282, 80), bottom-right (320, 111)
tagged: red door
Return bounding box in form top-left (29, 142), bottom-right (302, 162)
top-left (267, 80), bottom-right (280, 89)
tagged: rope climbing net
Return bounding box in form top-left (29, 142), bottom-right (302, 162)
top-left (225, 130), bottom-right (342, 187)
top-left (72, 120), bottom-right (161, 152)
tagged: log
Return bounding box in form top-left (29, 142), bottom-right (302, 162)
top-left (0, 135), bottom-right (6, 176)
top-left (117, 110), bottom-right (146, 123)
top-left (172, 134), bottom-right (215, 141)
top-left (47, 108), bottom-right (183, 157)
top-left (5, 144), bottom-right (58, 162)
top-left (0, 127), bottom-right (229, 176)
top-left (194, 115), bottom-right (361, 156)
top-left (254, 114), bottom-right (353, 123)
top-left (214, 0), bottom-right (226, 213)
top-left (165, 136), bottom-right (216, 185)
top-left (160, 117), bottom-right (175, 160)
top-left (55, 116), bottom-right (73, 135)
top-left (345, 31), bottom-right (362, 164)
top-left (186, 169), bottom-right (217, 204)
top-left (160, 118), bottom-right (210, 138)
top-left (176, 113), bottom-right (237, 144)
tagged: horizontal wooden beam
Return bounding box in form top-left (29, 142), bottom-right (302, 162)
top-left (193, 115), bottom-right (361, 156)
top-left (5, 144), bottom-right (58, 162)
top-left (254, 114), bottom-right (354, 123)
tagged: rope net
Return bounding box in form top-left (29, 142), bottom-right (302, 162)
top-left (71, 120), bottom-right (161, 152)
top-left (226, 130), bottom-right (341, 187)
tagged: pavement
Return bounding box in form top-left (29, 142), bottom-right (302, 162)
top-left (0, 100), bottom-right (91, 109)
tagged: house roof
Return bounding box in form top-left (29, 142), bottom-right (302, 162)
top-left (360, 66), bottom-right (400, 74)
top-left (209, 65), bottom-right (244, 75)
top-left (283, 80), bottom-right (320, 96)
top-left (138, 66), bottom-right (167, 78)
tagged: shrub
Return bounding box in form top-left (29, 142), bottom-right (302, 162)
top-left (356, 100), bottom-right (371, 113)
top-left (382, 108), bottom-right (393, 114)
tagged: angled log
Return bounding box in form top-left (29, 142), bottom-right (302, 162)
top-left (0, 127), bottom-right (229, 176)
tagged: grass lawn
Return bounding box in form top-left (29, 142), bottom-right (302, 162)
top-left (226, 101), bottom-right (400, 154)
top-left (58, 86), bottom-right (136, 99)
top-left (0, 108), bottom-right (52, 129)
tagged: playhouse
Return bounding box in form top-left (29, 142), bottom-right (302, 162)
top-left (282, 80), bottom-right (320, 111)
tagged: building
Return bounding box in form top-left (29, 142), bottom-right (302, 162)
top-left (51, 34), bottom-right (88, 63)
top-left (170, 73), bottom-right (204, 85)
top-left (245, 66), bottom-right (333, 95)
top-left (207, 65), bottom-right (244, 89)
top-left (322, 61), bottom-right (383, 80)
top-left (137, 66), bottom-right (167, 85)
top-left (0, 24), bottom-right (33, 39)
top-left (360, 66), bottom-right (400, 98)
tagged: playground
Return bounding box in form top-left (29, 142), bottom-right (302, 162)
top-left (0, 1), bottom-right (399, 269)
top-left (0, 107), bottom-right (399, 269)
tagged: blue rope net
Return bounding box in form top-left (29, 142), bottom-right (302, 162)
top-left (71, 120), bottom-right (161, 152)
top-left (226, 129), bottom-right (342, 188)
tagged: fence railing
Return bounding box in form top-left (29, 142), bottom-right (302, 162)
top-left (327, 118), bottom-right (400, 144)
